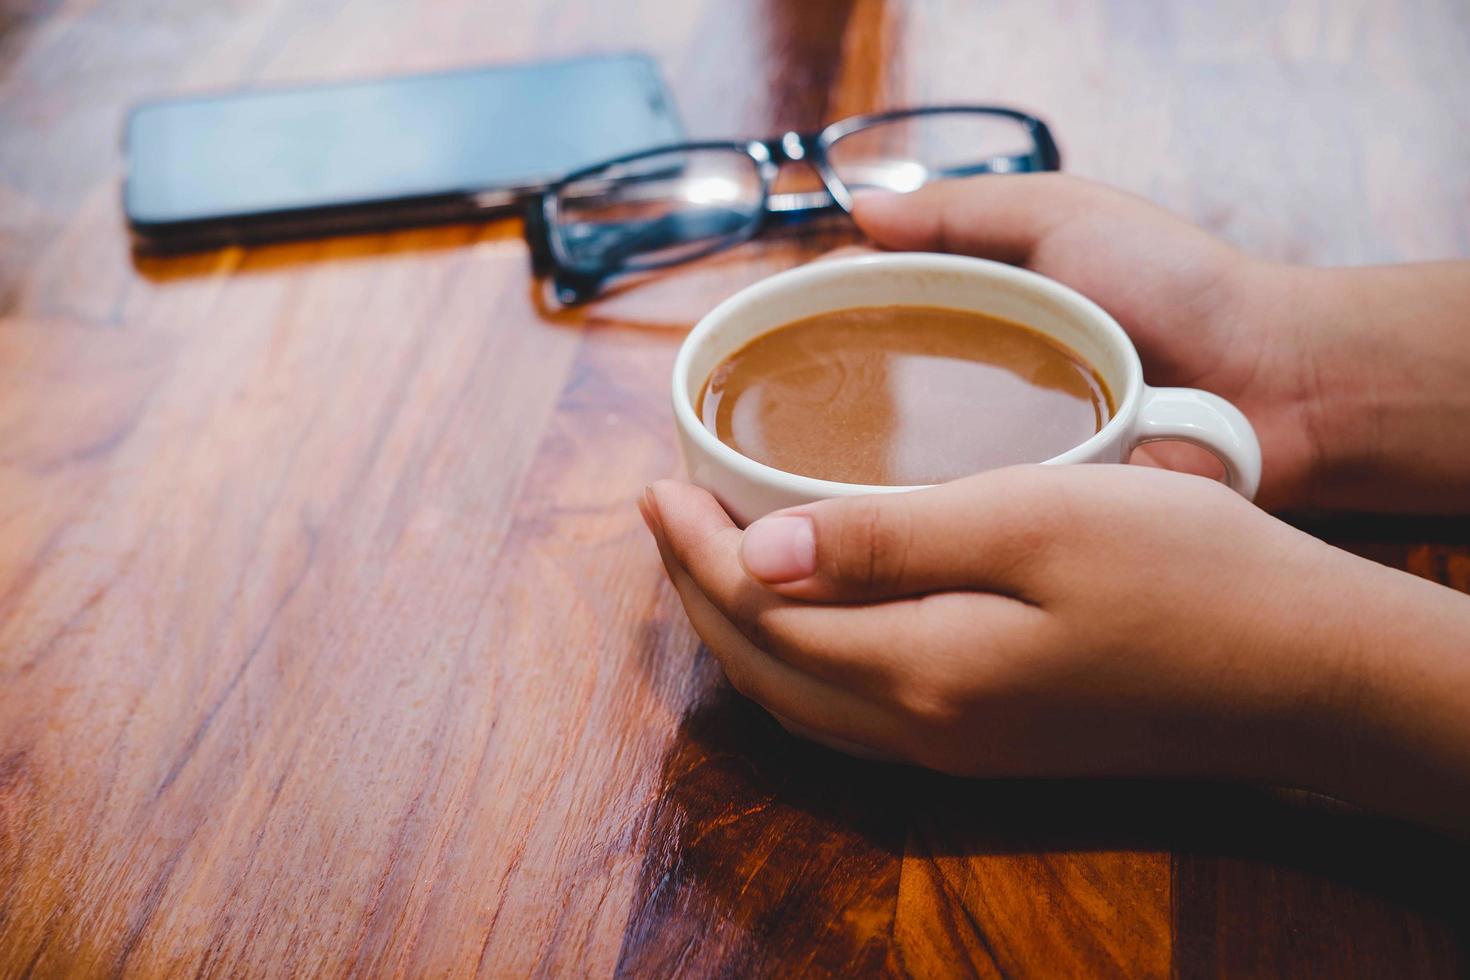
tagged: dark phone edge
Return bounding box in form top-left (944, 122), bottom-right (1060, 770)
top-left (123, 50), bottom-right (684, 251)
top-left (126, 188), bottom-right (526, 253)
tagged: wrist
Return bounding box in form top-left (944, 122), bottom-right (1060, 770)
top-left (1226, 262), bottom-right (1395, 512)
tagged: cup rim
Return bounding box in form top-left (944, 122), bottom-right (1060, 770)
top-left (671, 252), bottom-right (1145, 496)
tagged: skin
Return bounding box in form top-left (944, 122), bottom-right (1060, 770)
top-left (641, 175), bottom-right (1470, 829)
top-left (850, 175), bottom-right (1470, 513)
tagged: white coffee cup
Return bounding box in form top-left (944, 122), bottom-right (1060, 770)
top-left (672, 252), bottom-right (1261, 526)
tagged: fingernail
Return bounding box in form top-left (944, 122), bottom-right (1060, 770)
top-left (740, 515), bottom-right (816, 583)
top-left (641, 486), bottom-right (663, 532)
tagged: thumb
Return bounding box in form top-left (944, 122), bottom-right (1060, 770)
top-left (852, 173), bottom-right (1102, 265)
top-left (737, 469), bottom-right (1046, 603)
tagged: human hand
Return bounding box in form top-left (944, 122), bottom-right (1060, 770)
top-left (854, 176), bottom-right (1317, 509)
top-left (640, 468), bottom-right (1470, 824)
top-left (855, 176), bottom-right (1470, 514)
top-left (641, 466), bottom-right (1349, 777)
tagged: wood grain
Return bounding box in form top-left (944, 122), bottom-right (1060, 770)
top-left (2, 0), bottom-right (1469, 976)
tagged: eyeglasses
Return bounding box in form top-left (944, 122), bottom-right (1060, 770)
top-left (523, 105), bottom-right (1060, 304)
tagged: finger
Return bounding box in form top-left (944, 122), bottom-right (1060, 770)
top-left (646, 480), bottom-right (1046, 696)
top-left (734, 468), bottom-right (1061, 603)
top-left (851, 173), bottom-right (1118, 265)
top-left (645, 479), bottom-right (745, 591)
top-left (645, 479), bottom-right (911, 692)
top-left (645, 503), bottom-right (916, 757)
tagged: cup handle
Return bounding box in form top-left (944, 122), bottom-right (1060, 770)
top-left (1132, 385), bottom-right (1263, 499)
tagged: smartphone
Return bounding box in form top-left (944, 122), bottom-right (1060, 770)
top-left (124, 53), bottom-right (683, 252)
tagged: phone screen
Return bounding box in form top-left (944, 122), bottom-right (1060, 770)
top-left (125, 53), bottom-right (682, 234)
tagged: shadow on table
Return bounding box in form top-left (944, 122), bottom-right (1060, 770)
top-left (1290, 512), bottom-right (1470, 547)
top-left (617, 677), bottom-right (1470, 975)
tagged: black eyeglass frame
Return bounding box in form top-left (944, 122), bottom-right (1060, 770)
top-left (524, 105), bottom-right (1060, 304)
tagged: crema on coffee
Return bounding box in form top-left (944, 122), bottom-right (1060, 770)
top-left (697, 304), bottom-right (1112, 486)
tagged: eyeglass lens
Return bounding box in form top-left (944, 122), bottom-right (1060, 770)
top-left (555, 147), bottom-right (763, 271)
top-left (825, 110), bottom-right (1041, 192)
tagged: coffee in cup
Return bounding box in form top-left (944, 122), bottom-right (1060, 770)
top-left (697, 304), bottom-right (1112, 486)
top-left (671, 253), bottom-right (1261, 526)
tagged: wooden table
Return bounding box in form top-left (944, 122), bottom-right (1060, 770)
top-left (3, 1), bottom-right (1468, 975)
